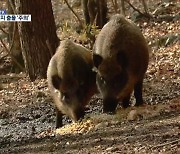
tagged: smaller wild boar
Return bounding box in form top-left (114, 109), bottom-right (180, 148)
top-left (47, 40), bottom-right (96, 128)
top-left (93, 14), bottom-right (149, 113)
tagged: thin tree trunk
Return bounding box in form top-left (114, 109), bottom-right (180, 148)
top-left (120, 0), bottom-right (126, 16)
top-left (8, 0), bottom-right (24, 73)
top-left (82, 0), bottom-right (108, 28)
top-left (141, 0), bottom-right (149, 14)
top-left (97, 0), bottom-right (108, 28)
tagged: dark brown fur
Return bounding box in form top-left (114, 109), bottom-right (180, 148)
top-left (47, 40), bottom-right (96, 128)
top-left (93, 14), bottom-right (149, 113)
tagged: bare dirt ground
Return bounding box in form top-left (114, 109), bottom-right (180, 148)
top-left (0, 0), bottom-right (180, 153)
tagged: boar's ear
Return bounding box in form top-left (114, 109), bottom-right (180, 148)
top-left (51, 75), bottom-right (61, 89)
top-left (117, 52), bottom-right (128, 68)
top-left (93, 54), bottom-right (103, 68)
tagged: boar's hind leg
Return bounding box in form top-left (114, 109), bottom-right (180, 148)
top-left (56, 108), bottom-right (63, 128)
top-left (134, 80), bottom-right (144, 106)
top-left (103, 97), bottom-right (118, 114)
top-left (122, 94), bottom-right (131, 108)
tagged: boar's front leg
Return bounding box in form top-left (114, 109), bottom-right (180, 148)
top-left (134, 80), bottom-right (144, 106)
top-left (122, 94), bottom-right (130, 108)
top-left (56, 108), bottom-right (63, 128)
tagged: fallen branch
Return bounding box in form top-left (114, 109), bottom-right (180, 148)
top-left (151, 138), bottom-right (180, 149)
top-left (0, 48), bottom-right (4, 54)
top-left (0, 26), bottom-right (8, 35)
top-left (0, 54), bottom-right (8, 60)
top-left (0, 73), bottom-right (25, 79)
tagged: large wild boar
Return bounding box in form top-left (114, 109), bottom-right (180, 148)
top-left (47, 40), bottom-right (96, 128)
top-left (93, 14), bottom-right (149, 113)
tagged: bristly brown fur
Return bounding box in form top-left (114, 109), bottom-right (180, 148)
top-left (93, 14), bottom-right (149, 113)
top-left (47, 40), bottom-right (97, 128)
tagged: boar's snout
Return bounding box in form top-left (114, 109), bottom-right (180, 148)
top-left (72, 108), bottom-right (85, 122)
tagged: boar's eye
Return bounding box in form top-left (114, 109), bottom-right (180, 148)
top-left (117, 51), bottom-right (128, 68)
top-left (61, 92), bottom-right (70, 102)
top-left (100, 76), bottom-right (106, 85)
top-left (52, 75), bottom-right (61, 90)
top-left (93, 54), bottom-right (103, 68)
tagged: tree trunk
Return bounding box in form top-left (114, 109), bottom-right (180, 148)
top-left (141, 0), bottom-right (149, 14)
top-left (120, 0), bottom-right (126, 16)
top-left (82, 0), bottom-right (108, 28)
top-left (82, 0), bottom-right (90, 25)
top-left (8, 0), bottom-right (24, 73)
top-left (15, 0), bottom-right (59, 81)
top-left (96, 0), bottom-right (108, 28)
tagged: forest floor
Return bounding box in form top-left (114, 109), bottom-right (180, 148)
top-left (0, 0), bottom-right (180, 153)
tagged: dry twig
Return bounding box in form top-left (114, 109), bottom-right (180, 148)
top-left (124, 0), bottom-right (152, 18)
top-left (124, 0), bottom-right (144, 16)
top-left (64, 0), bottom-right (83, 27)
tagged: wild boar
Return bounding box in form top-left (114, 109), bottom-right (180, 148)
top-left (47, 40), bottom-right (96, 128)
top-left (93, 14), bottom-right (149, 113)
